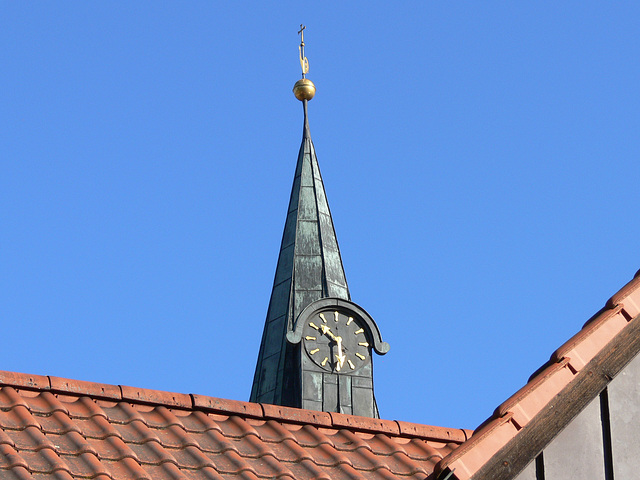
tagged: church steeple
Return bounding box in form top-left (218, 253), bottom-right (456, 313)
top-left (250, 27), bottom-right (388, 417)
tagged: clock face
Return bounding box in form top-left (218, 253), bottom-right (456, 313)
top-left (302, 308), bottom-right (371, 373)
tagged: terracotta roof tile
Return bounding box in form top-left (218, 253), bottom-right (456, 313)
top-left (103, 456), bottom-right (151, 479)
top-left (0, 371), bottom-right (467, 480)
top-left (61, 451), bottom-right (107, 477)
top-left (154, 424), bottom-right (198, 449)
top-left (3, 465), bottom-right (33, 480)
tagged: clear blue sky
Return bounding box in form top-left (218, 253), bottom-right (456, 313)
top-left (1, 3), bottom-right (639, 430)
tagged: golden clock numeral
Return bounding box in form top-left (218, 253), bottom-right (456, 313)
top-left (334, 311), bottom-right (339, 323)
top-left (355, 353), bottom-right (366, 360)
top-left (354, 328), bottom-right (364, 335)
top-left (321, 357), bottom-right (329, 366)
top-left (346, 317), bottom-right (353, 325)
top-left (310, 348), bottom-right (320, 355)
top-left (348, 360), bottom-right (355, 370)
top-left (305, 336), bottom-right (316, 341)
top-left (358, 342), bottom-right (369, 347)
top-left (309, 322), bottom-right (319, 330)
top-left (319, 313), bottom-right (327, 323)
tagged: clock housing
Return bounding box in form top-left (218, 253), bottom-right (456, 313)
top-left (287, 297), bottom-right (389, 417)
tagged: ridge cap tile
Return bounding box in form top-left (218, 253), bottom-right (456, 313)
top-left (436, 414), bottom-right (516, 474)
top-left (120, 385), bottom-right (191, 409)
top-left (261, 403), bottom-right (332, 427)
top-left (495, 358), bottom-right (572, 420)
top-left (0, 372), bottom-right (50, 391)
top-left (192, 395), bottom-right (262, 418)
top-left (607, 271), bottom-right (640, 310)
top-left (561, 305), bottom-right (625, 358)
top-left (49, 377), bottom-right (121, 401)
top-left (395, 420), bottom-right (467, 443)
top-left (329, 412), bottom-right (400, 436)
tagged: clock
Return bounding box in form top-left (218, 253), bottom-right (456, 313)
top-left (302, 308), bottom-right (371, 373)
top-left (287, 298), bottom-right (390, 374)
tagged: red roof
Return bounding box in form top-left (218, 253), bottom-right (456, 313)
top-left (0, 371), bottom-right (470, 480)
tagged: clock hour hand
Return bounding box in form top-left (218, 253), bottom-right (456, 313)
top-left (320, 324), bottom-right (337, 341)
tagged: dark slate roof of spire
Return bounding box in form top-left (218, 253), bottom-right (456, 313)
top-left (250, 101), bottom-right (350, 406)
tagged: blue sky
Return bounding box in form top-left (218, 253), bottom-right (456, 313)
top-left (1, 3), bottom-right (639, 430)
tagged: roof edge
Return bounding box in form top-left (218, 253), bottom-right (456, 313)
top-left (0, 369), bottom-right (469, 443)
top-left (435, 268), bottom-right (640, 480)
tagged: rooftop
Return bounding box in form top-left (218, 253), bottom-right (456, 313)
top-left (0, 370), bottom-right (470, 480)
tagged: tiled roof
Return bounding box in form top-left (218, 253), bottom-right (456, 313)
top-left (0, 371), bottom-right (471, 480)
top-left (436, 270), bottom-right (640, 480)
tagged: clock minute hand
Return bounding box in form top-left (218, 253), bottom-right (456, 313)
top-left (335, 336), bottom-right (346, 371)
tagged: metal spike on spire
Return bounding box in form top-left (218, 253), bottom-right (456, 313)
top-left (293, 24), bottom-right (315, 101)
top-left (298, 24), bottom-right (309, 77)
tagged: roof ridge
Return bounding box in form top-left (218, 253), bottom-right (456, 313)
top-left (0, 369), bottom-right (470, 443)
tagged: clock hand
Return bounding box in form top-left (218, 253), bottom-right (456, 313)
top-left (335, 336), bottom-right (346, 371)
top-left (320, 324), bottom-right (337, 341)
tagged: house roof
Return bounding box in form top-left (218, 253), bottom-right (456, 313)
top-left (435, 269), bottom-right (640, 480)
top-left (0, 370), bottom-right (471, 480)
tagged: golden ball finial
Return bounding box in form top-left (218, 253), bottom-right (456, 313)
top-left (293, 78), bottom-right (316, 101)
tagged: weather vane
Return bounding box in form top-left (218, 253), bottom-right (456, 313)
top-left (298, 24), bottom-right (309, 77)
top-left (293, 24), bottom-right (315, 102)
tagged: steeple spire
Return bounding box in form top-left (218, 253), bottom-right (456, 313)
top-left (250, 27), bottom-right (387, 416)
